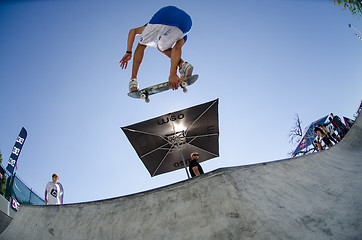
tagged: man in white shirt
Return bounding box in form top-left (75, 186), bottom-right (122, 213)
top-left (45, 173), bottom-right (63, 205)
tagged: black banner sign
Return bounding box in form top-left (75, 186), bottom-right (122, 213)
top-left (11, 197), bottom-right (20, 211)
top-left (6, 127), bottom-right (27, 175)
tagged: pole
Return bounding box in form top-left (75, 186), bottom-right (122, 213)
top-left (349, 24), bottom-right (362, 35)
top-left (349, 24), bottom-right (362, 41)
top-left (179, 149), bottom-right (190, 179)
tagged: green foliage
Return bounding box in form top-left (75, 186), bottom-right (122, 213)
top-left (330, 0), bottom-right (362, 17)
top-left (0, 150), bottom-right (6, 196)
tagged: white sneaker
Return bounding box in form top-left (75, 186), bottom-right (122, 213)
top-left (129, 78), bottom-right (139, 92)
top-left (179, 62), bottom-right (193, 78)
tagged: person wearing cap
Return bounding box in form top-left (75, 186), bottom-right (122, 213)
top-left (188, 152), bottom-right (204, 177)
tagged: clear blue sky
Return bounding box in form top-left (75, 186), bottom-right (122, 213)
top-left (0, 0), bottom-right (361, 204)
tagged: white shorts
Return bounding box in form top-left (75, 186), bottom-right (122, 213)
top-left (139, 24), bottom-right (185, 51)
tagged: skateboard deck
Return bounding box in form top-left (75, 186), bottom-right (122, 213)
top-left (128, 74), bottom-right (198, 103)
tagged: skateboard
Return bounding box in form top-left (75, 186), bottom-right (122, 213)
top-left (128, 74), bottom-right (198, 103)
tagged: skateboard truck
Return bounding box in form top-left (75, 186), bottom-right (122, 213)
top-left (140, 92), bottom-right (150, 103)
top-left (181, 81), bottom-right (188, 93)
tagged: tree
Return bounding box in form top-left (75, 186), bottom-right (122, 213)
top-left (0, 150), bottom-right (7, 196)
top-left (289, 114), bottom-right (303, 145)
top-left (288, 114), bottom-right (305, 156)
top-left (330, 0), bottom-right (362, 17)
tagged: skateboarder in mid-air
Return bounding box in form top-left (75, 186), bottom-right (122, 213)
top-left (119, 6), bottom-right (194, 92)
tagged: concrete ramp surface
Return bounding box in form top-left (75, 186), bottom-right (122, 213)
top-left (1, 115), bottom-right (361, 240)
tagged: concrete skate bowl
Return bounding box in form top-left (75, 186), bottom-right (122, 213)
top-left (1, 114), bottom-right (361, 240)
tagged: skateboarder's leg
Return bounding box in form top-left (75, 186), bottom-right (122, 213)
top-left (167, 39), bottom-right (186, 90)
top-left (157, 46), bottom-right (184, 69)
top-left (169, 38), bottom-right (185, 77)
top-left (157, 38), bottom-right (193, 78)
top-left (128, 43), bottom-right (147, 92)
top-left (132, 43), bottom-right (147, 79)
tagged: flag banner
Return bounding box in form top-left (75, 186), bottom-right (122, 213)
top-left (343, 117), bottom-right (354, 129)
top-left (292, 116), bottom-right (328, 156)
top-left (6, 127), bottom-right (27, 175)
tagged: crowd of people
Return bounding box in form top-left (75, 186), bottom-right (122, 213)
top-left (313, 113), bottom-right (350, 151)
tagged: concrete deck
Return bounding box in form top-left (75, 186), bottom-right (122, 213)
top-left (1, 114), bottom-right (361, 240)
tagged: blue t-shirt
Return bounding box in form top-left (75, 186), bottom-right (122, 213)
top-left (149, 6), bottom-right (192, 34)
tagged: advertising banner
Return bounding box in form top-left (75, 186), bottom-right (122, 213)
top-left (6, 127), bottom-right (27, 175)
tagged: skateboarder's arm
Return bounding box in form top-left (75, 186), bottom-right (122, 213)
top-left (44, 190), bottom-right (48, 204)
top-left (120, 26), bottom-right (146, 69)
top-left (192, 166), bottom-right (201, 176)
top-left (126, 26), bottom-right (145, 52)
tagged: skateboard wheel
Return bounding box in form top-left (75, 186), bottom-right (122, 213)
top-left (140, 93), bottom-right (147, 99)
top-left (183, 88), bottom-right (188, 93)
top-left (145, 98), bottom-right (150, 103)
top-left (181, 81), bottom-right (187, 87)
